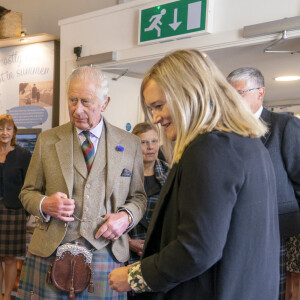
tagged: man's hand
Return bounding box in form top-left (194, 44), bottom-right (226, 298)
top-left (41, 192), bottom-right (75, 222)
top-left (95, 211), bottom-right (129, 240)
top-left (108, 266), bottom-right (131, 292)
top-left (129, 238), bottom-right (144, 256)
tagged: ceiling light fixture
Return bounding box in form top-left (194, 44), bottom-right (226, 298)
top-left (274, 76), bottom-right (300, 81)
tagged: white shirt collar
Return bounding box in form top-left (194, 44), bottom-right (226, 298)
top-left (254, 106), bottom-right (263, 119)
top-left (75, 117), bottom-right (104, 138)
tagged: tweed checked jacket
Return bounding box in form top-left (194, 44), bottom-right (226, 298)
top-left (20, 120), bottom-right (146, 261)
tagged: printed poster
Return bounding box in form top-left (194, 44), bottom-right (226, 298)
top-left (0, 41), bottom-right (56, 130)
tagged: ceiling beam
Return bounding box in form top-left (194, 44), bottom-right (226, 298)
top-left (244, 16), bottom-right (300, 38)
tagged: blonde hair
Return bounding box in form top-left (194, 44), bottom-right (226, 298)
top-left (140, 49), bottom-right (267, 165)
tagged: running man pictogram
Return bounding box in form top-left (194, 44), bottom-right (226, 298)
top-left (144, 8), bottom-right (166, 37)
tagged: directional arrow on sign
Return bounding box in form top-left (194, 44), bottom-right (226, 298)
top-left (169, 8), bottom-right (182, 31)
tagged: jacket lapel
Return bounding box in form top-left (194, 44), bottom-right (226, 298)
top-left (55, 123), bottom-right (74, 198)
top-left (143, 163), bottom-right (178, 250)
top-left (105, 121), bottom-right (124, 201)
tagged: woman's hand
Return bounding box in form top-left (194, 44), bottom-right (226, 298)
top-left (108, 266), bottom-right (132, 292)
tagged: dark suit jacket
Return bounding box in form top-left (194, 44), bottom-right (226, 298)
top-left (141, 131), bottom-right (280, 300)
top-left (261, 108), bottom-right (300, 214)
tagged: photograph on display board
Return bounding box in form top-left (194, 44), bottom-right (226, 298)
top-left (19, 80), bottom-right (53, 107)
top-left (16, 128), bottom-right (41, 154)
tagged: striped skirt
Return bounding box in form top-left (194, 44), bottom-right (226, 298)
top-left (17, 241), bottom-right (127, 300)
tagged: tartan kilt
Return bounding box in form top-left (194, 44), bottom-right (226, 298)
top-left (17, 243), bottom-right (127, 300)
top-left (0, 200), bottom-right (27, 257)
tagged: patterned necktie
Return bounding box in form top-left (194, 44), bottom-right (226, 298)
top-left (81, 131), bottom-right (95, 173)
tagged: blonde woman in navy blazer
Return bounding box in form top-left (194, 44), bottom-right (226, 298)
top-left (108, 49), bottom-right (280, 300)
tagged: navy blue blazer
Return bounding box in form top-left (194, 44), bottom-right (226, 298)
top-left (141, 131), bottom-right (280, 300)
top-left (261, 108), bottom-right (300, 214)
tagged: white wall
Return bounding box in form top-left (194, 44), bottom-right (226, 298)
top-left (58, 0), bottom-right (300, 126)
top-left (103, 73), bottom-right (142, 131)
top-left (0, 0), bottom-right (119, 36)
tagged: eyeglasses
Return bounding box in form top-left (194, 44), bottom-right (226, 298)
top-left (236, 87), bottom-right (262, 95)
top-left (141, 139), bottom-right (158, 146)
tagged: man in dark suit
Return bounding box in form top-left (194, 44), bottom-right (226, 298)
top-left (17, 66), bottom-right (147, 299)
top-left (227, 67), bottom-right (300, 300)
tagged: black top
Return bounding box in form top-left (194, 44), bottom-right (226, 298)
top-left (1, 145), bottom-right (31, 209)
top-left (0, 163), bottom-right (3, 197)
top-left (144, 175), bottom-right (160, 196)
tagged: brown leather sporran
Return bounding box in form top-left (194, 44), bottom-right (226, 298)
top-left (47, 243), bottom-right (94, 300)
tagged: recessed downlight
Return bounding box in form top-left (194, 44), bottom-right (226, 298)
top-left (274, 76), bottom-right (300, 81)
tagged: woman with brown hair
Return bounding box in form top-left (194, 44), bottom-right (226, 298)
top-left (0, 114), bottom-right (31, 300)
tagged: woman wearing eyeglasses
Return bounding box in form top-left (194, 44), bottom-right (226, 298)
top-left (128, 123), bottom-right (169, 264)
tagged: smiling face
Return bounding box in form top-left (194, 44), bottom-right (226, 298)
top-left (143, 79), bottom-right (176, 141)
top-left (0, 122), bottom-right (14, 146)
top-left (68, 79), bottom-right (110, 130)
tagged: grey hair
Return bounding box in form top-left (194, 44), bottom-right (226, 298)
top-left (227, 67), bottom-right (265, 89)
top-left (67, 66), bottom-right (109, 104)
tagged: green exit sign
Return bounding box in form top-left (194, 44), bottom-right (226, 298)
top-left (139, 0), bottom-right (213, 45)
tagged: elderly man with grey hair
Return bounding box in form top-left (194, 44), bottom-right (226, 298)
top-left (227, 67), bottom-right (300, 300)
top-left (17, 66), bottom-right (146, 299)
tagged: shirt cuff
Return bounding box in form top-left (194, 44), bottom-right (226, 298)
top-left (117, 208), bottom-right (134, 231)
top-left (39, 196), bottom-right (51, 222)
top-left (128, 262), bottom-right (152, 293)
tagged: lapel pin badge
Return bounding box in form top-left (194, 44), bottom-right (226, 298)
top-left (116, 145), bottom-right (124, 152)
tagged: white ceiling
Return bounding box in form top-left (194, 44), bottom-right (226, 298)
top-left (208, 36), bottom-right (300, 104)
top-left (104, 35), bottom-right (300, 106)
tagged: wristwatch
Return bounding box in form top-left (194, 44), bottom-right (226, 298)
top-left (127, 212), bottom-right (133, 227)
top-left (117, 208), bottom-right (134, 230)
